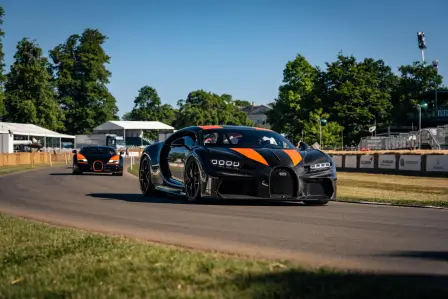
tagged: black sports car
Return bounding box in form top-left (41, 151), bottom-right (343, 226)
top-left (72, 146), bottom-right (124, 176)
top-left (139, 125), bottom-right (336, 205)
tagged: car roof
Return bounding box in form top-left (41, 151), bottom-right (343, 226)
top-left (81, 146), bottom-right (115, 150)
top-left (180, 125), bottom-right (274, 133)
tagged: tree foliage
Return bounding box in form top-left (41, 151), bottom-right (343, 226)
top-left (267, 55), bottom-right (319, 140)
top-left (3, 38), bottom-right (64, 130)
top-left (174, 90), bottom-right (253, 128)
top-left (123, 85), bottom-right (176, 140)
top-left (268, 52), bottom-right (445, 147)
top-left (391, 61), bottom-right (444, 125)
top-left (0, 5), bottom-right (6, 119)
top-left (323, 54), bottom-right (397, 141)
top-left (50, 28), bottom-right (119, 135)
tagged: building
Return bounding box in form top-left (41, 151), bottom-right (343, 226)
top-left (240, 103), bottom-right (272, 128)
top-left (0, 122), bottom-right (75, 153)
top-left (92, 121), bottom-right (175, 147)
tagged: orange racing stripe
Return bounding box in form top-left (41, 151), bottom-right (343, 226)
top-left (230, 148), bottom-right (269, 166)
top-left (199, 125), bottom-right (222, 130)
top-left (282, 149), bottom-right (302, 166)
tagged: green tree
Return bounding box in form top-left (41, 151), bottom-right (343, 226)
top-left (234, 99), bottom-right (252, 108)
top-left (175, 90), bottom-right (253, 128)
top-left (50, 28), bottom-right (119, 134)
top-left (0, 5), bottom-right (6, 119)
top-left (392, 61), bottom-right (443, 125)
top-left (301, 109), bottom-right (343, 148)
top-left (123, 85), bottom-right (175, 139)
top-left (323, 54), bottom-right (397, 143)
top-left (267, 54), bottom-right (319, 139)
top-left (4, 38), bottom-right (64, 130)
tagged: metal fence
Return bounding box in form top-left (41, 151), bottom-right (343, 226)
top-left (357, 125), bottom-right (448, 150)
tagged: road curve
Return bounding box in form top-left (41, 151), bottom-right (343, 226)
top-left (1, 163), bottom-right (448, 275)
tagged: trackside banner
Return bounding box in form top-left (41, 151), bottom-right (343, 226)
top-left (345, 155), bottom-right (357, 168)
top-left (398, 155), bottom-right (421, 171)
top-left (359, 155), bottom-right (374, 168)
top-left (331, 155), bottom-right (342, 168)
top-left (378, 155), bottom-right (396, 169)
top-left (426, 155), bottom-right (448, 172)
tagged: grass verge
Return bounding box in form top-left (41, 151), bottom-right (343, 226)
top-left (0, 162), bottom-right (67, 176)
top-left (1, 213), bottom-right (447, 299)
top-left (127, 164), bottom-right (139, 177)
top-left (336, 172), bottom-right (448, 208)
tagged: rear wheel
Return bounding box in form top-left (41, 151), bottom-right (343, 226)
top-left (140, 155), bottom-right (158, 196)
top-left (184, 158), bottom-right (202, 202)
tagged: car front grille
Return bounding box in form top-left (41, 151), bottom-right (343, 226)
top-left (269, 167), bottom-right (295, 198)
top-left (93, 161), bottom-right (103, 171)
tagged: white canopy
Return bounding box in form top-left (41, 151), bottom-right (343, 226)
top-left (93, 121), bottom-right (174, 131)
top-left (0, 122), bottom-right (75, 138)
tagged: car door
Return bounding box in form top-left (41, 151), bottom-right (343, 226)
top-left (167, 135), bottom-right (196, 183)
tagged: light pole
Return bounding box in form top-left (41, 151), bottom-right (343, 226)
top-left (433, 59), bottom-right (439, 120)
top-left (318, 118), bottom-right (327, 149)
top-left (417, 32), bottom-right (427, 62)
top-left (417, 100), bottom-right (428, 149)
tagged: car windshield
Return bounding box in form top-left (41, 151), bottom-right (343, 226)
top-left (202, 129), bottom-right (295, 149)
top-left (81, 147), bottom-right (117, 156)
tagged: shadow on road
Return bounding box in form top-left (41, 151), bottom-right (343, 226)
top-left (86, 192), bottom-right (307, 206)
top-left (227, 269), bottom-right (448, 299)
top-left (378, 251), bottom-right (448, 263)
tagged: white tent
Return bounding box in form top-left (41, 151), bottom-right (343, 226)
top-left (0, 122), bottom-right (75, 153)
top-left (93, 121), bottom-right (174, 132)
top-left (0, 122), bottom-right (75, 138)
top-left (93, 121), bottom-right (175, 142)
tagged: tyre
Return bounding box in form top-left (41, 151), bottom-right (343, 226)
top-left (184, 158), bottom-right (202, 202)
top-left (303, 198), bottom-right (329, 205)
top-left (139, 155), bottom-right (158, 196)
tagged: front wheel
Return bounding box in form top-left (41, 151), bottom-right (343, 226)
top-left (184, 158), bottom-right (202, 202)
top-left (139, 155), bottom-right (158, 196)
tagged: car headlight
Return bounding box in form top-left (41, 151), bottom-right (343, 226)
top-left (309, 162), bottom-right (331, 172)
top-left (211, 159), bottom-right (240, 168)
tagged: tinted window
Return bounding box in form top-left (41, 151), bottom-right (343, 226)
top-left (202, 130), bottom-right (294, 149)
top-left (81, 147), bottom-right (117, 155)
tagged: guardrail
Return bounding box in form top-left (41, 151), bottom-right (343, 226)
top-left (326, 151), bottom-right (448, 175)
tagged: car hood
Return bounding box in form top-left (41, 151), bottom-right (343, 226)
top-left (205, 147), bottom-right (330, 168)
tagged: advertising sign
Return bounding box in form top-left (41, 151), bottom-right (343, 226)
top-left (398, 155), bottom-right (421, 171)
top-left (344, 155), bottom-right (357, 168)
top-left (426, 155), bottom-right (448, 172)
top-left (331, 155), bottom-right (342, 168)
top-left (378, 155), bottom-right (396, 169)
top-left (359, 155), bottom-right (374, 168)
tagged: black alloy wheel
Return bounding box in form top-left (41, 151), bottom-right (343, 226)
top-left (184, 159), bottom-right (201, 202)
top-left (140, 155), bottom-right (157, 196)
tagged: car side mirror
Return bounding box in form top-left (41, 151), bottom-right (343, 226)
top-left (298, 141), bottom-right (309, 151)
top-left (172, 138), bottom-right (185, 147)
top-left (72, 149), bottom-right (77, 154)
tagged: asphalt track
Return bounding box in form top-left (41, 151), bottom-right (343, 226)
top-left (1, 162), bottom-right (448, 275)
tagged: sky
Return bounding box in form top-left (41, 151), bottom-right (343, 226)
top-left (2, 0), bottom-right (447, 118)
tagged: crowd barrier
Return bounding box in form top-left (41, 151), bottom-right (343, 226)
top-left (327, 151), bottom-right (448, 175)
